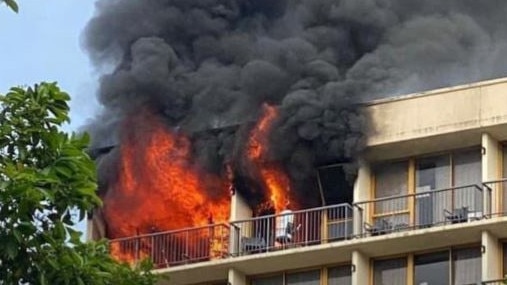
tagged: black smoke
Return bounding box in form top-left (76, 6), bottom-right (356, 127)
top-left (83, 0), bottom-right (507, 208)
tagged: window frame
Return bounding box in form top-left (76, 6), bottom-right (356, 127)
top-left (371, 147), bottom-right (482, 227)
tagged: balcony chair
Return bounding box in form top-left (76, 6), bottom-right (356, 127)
top-left (444, 206), bottom-right (469, 224)
top-left (241, 236), bottom-right (267, 254)
top-left (364, 218), bottom-right (391, 236)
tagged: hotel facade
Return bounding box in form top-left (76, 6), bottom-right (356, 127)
top-left (89, 77), bottom-right (507, 285)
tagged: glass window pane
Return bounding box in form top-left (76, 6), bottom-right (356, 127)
top-left (453, 149), bottom-right (481, 186)
top-left (374, 257), bottom-right (407, 285)
top-left (452, 247), bottom-right (482, 285)
top-left (453, 149), bottom-right (482, 215)
top-left (252, 275), bottom-right (283, 285)
top-left (503, 243), bottom-right (507, 276)
top-left (416, 155), bottom-right (451, 226)
top-left (503, 145), bottom-right (507, 178)
top-left (374, 161), bottom-right (408, 215)
top-left (502, 146), bottom-right (507, 214)
top-left (414, 251), bottom-right (449, 285)
top-left (416, 155), bottom-right (450, 190)
top-left (328, 266), bottom-right (351, 285)
top-left (375, 161), bottom-right (409, 198)
top-left (286, 270), bottom-right (320, 285)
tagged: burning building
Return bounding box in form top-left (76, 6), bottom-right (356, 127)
top-left (83, 1), bottom-right (507, 284)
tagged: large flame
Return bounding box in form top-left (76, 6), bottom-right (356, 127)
top-left (247, 104), bottom-right (292, 213)
top-left (104, 110), bottom-right (230, 264)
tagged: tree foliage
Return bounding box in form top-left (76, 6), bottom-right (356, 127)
top-left (1, 0), bottom-right (18, 12)
top-left (0, 83), bottom-right (157, 284)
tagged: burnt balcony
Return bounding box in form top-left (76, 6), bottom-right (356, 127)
top-left (108, 223), bottom-right (230, 269)
top-left (355, 184), bottom-right (490, 237)
top-left (229, 203), bottom-right (354, 256)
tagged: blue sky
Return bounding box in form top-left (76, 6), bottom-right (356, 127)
top-left (0, 1), bottom-right (99, 130)
top-left (0, 2), bottom-right (101, 234)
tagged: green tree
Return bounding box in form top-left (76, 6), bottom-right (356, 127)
top-left (0, 83), bottom-right (157, 284)
top-left (1, 0), bottom-right (18, 12)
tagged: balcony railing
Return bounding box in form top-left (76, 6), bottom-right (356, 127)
top-left (478, 280), bottom-right (507, 285)
top-left (483, 179), bottom-right (507, 218)
top-left (229, 203), bottom-right (354, 256)
top-left (106, 183), bottom-right (502, 267)
top-left (355, 184), bottom-right (487, 237)
top-left (109, 223), bottom-right (230, 269)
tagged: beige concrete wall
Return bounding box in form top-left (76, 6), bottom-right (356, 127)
top-left (87, 209), bottom-right (106, 241)
top-left (482, 133), bottom-right (502, 215)
top-left (230, 193), bottom-right (252, 222)
top-left (228, 268), bottom-right (247, 285)
top-left (482, 230), bottom-right (502, 281)
top-left (364, 78), bottom-right (507, 161)
top-left (229, 193), bottom-right (253, 256)
top-left (352, 250), bottom-right (369, 285)
top-left (354, 161), bottom-right (371, 235)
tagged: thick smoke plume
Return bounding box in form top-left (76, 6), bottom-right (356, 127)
top-left (84, 0), bottom-right (507, 207)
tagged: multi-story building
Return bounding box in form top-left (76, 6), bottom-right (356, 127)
top-left (88, 77), bottom-right (507, 285)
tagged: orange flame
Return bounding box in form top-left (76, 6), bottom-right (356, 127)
top-left (103, 110), bottom-right (230, 264)
top-left (247, 104), bottom-right (292, 213)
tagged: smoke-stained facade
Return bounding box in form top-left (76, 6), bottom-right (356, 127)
top-left (83, 0), bottom-right (507, 238)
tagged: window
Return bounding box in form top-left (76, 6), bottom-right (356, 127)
top-left (373, 148), bottom-right (482, 228)
top-left (503, 242), bottom-right (507, 276)
top-left (328, 266), bottom-right (352, 285)
top-left (375, 161), bottom-right (409, 199)
top-left (414, 251), bottom-right (449, 285)
top-left (374, 161), bottom-right (409, 227)
top-left (453, 149), bottom-right (482, 186)
top-left (252, 275), bottom-right (283, 285)
top-left (286, 270), bottom-right (320, 285)
top-left (416, 155), bottom-right (451, 227)
top-left (250, 267), bottom-right (348, 285)
top-left (452, 247), bottom-right (481, 285)
top-left (373, 257), bottom-right (407, 285)
top-left (374, 247), bottom-right (481, 285)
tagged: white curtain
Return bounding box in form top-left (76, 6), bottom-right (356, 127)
top-left (453, 247), bottom-right (482, 285)
top-left (286, 270), bottom-right (320, 285)
top-left (374, 258), bottom-right (407, 285)
top-left (453, 149), bottom-right (482, 213)
top-left (252, 275), bottom-right (284, 285)
top-left (328, 266), bottom-right (352, 285)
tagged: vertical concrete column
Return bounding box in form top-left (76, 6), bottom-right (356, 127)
top-left (86, 210), bottom-right (106, 241)
top-left (229, 193), bottom-right (253, 256)
top-left (482, 133), bottom-right (501, 215)
top-left (482, 230), bottom-right (501, 281)
top-left (230, 193), bottom-right (253, 222)
top-left (353, 160), bottom-right (371, 236)
top-left (352, 250), bottom-right (370, 285)
top-left (228, 268), bottom-right (247, 285)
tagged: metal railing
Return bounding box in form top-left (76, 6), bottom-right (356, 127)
top-left (483, 179), bottom-right (507, 218)
top-left (106, 182), bottom-right (504, 265)
top-left (475, 280), bottom-right (507, 285)
top-left (109, 223), bottom-right (230, 269)
top-left (229, 203), bottom-right (354, 256)
top-left (355, 184), bottom-right (486, 237)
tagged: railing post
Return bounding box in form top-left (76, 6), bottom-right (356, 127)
top-left (305, 211), bottom-right (309, 246)
top-left (151, 235), bottom-right (155, 266)
top-left (185, 230), bottom-right (189, 263)
top-left (135, 237), bottom-right (140, 265)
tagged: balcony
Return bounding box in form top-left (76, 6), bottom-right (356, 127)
top-left (478, 280), bottom-right (507, 285)
top-left (355, 184), bottom-right (490, 237)
top-left (483, 179), bottom-right (507, 218)
top-left (107, 183), bottom-right (505, 270)
top-left (229, 203), bottom-right (354, 256)
top-left (109, 223), bottom-right (230, 269)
